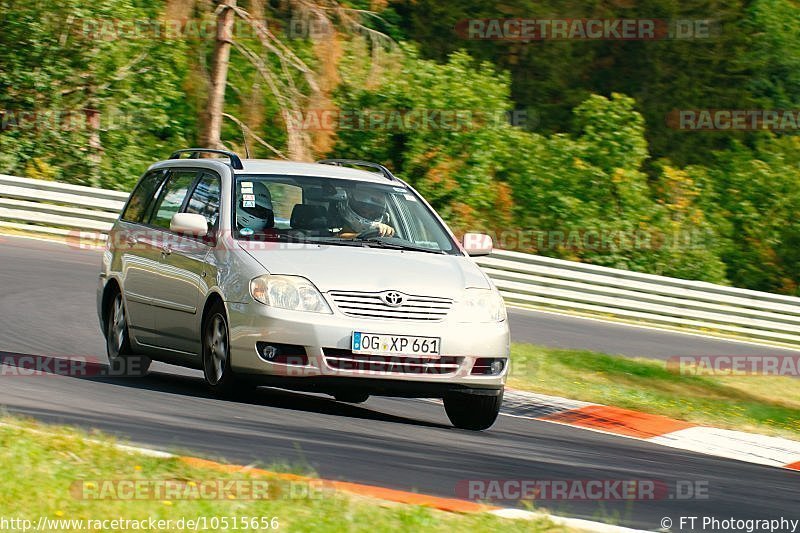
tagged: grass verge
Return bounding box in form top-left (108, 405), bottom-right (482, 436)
top-left (0, 417), bottom-right (564, 533)
top-left (509, 343), bottom-right (800, 439)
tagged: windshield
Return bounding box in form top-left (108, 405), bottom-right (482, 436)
top-left (232, 175), bottom-right (459, 255)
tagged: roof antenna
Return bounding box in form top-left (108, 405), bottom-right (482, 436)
top-left (239, 122), bottom-right (251, 159)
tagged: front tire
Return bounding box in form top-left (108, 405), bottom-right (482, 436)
top-left (443, 389), bottom-right (503, 431)
top-left (106, 291), bottom-right (151, 376)
top-left (202, 302), bottom-right (244, 396)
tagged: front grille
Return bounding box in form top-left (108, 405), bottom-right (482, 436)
top-left (323, 348), bottom-right (462, 375)
top-left (329, 290), bottom-right (452, 321)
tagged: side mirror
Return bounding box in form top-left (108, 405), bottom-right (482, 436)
top-left (170, 213), bottom-right (209, 237)
top-left (462, 232), bottom-right (493, 257)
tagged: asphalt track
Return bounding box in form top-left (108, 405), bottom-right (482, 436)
top-left (0, 235), bottom-right (798, 531)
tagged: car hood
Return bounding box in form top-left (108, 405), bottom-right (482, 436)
top-left (239, 243), bottom-right (490, 298)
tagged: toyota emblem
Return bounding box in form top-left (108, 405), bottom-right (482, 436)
top-left (382, 291), bottom-right (404, 307)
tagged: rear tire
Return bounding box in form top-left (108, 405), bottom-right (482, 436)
top-left (202, 302), bottom-right (246, 397)
top-left (333, 391), bottom-right (369, 404)
top-left (105, 291), bottom-right (151, 376)
top-left (443, 389), bottom-right (503, 431)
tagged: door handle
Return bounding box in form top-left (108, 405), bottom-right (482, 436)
top-left (125, 236), bottom-right (139, 247)
top-left (160, 246), bottom-right (172, 257)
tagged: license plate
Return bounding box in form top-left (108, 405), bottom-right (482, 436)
top-left (352, 332), bottom-right (441, 357)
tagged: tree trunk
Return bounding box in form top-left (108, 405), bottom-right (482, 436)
top-left (85, 107), bottom-right (103, 187)
top-left (202, 0), bottom-right (236, 149)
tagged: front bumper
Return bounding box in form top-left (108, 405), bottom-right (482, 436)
top-left (227, 301), bottom-right (510, 396)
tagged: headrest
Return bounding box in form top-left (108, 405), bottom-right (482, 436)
top-left (290, 204), bottom-right (328, 230)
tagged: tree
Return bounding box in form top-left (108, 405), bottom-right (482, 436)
top-left (203, 0), bottom-right (237, 150)
top-left (0, 0), bottom-right (190, 188)
top-left (199, 0), bottom-right (390, 160)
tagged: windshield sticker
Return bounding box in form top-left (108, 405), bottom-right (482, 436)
top-left (404, 194), bottom-right (417, 202)
top-left (393, 187), bottom-right (407, 192)
top-left (242, 194), bottom-right (255, 201)
top-left (239, 227), bottom-right (254, 236)
top-left (241, 181), bottom-right (253, 188)
top-left (242, 200), bottom-right (255, 208)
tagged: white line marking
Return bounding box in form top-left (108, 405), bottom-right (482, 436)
top-left (489, 508), bottom-right (650, 532)
top-left (0, 421), bottom-right (174, 458)
top-left (649, 427), bottom-right (800, 468)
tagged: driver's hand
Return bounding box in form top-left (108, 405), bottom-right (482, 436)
top-left (376, 223), bottom-right (395, 237)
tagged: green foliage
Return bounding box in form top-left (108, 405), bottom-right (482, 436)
top-left (335, 59), bottom-right (729, 282)
top-left (334, 45), bottom-right (518, 230)
top-left (690, 137), bottom-right (800, 295)
top-left (0, 0), bottom-right (190, 189)
top-left (0, 0), bottom-right (798, 294)
top-left (394, 0), bottom-right (800, 167)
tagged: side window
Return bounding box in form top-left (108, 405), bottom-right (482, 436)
top-left (120, 170), bottom-right (166, 223)
top-left (185, 173), bottom-right (221, 232)
top-left (148, 171), bottom-right (197, 229)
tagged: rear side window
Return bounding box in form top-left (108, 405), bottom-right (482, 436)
top-left (185, 173), bottom-right (221, 232)
top-left (148, 170), bottom-right (197, 229)
top-left (120, 170), bottom-right (166, 223)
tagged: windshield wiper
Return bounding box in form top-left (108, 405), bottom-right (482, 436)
top-left (238, 233), bottom-right (303, 243)
top-left (241, 234), bottom-right (363, 247)
top-left (308, 237), bottom-right (366, 247)
top-left (353, 237), bottom-right (446, 254)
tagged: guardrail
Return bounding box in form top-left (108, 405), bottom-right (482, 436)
top-left (475, 251), bottom-right (800, 346)
top-left (3, 174), bottom-right (800, 346)
top-left (0, 174), bottom-right (125, 238)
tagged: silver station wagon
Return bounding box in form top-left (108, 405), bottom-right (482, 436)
top-left (97, 149), bottom-right (510, 430)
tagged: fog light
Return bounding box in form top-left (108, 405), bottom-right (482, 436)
top-left (256, 342), bottom-right (309, 365)
top-left (489, 359), bottom-right (505, 375)
top-left (261, 345), bottom-right (279, 360)
top-left (471, 357), bottom-right (506, 375)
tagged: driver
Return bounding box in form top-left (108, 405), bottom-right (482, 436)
top-left (336, 187), bottom-right (394, 238)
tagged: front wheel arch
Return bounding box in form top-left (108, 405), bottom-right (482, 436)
top-left (200, 292), bottom-right (226, 336)
top-left (101, 279), bottom-right (122, 337)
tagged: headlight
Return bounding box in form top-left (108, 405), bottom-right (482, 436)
top-left (250, 275), bottom-right (332, 314)
top-left (451, 289), bottom-right (507, 323)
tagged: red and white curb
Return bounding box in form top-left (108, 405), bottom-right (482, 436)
top-left (501, 390), bottom-right (800, 471)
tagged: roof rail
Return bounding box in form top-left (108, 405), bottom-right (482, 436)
top-left (316, 159), bottom-right (398, 181)
top-left (169, 148), bottom-right (244, 170)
